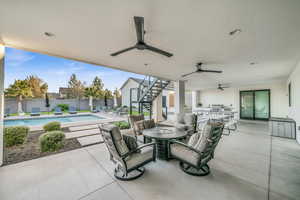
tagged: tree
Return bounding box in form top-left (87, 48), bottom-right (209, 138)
top-left (45, 93), bottom-right (50, 113)
top-left (5, 80), bottom-right (33, 114)
top-left (104, 89), bottom-right (113, 107)
top-left (84, 87), bottom-right (98, 111)
top-left (113, 88), bottom-right (121, 98)
top-left (68, 74), bottom-right (85, 109)
top-left (26, 75), bottom-right (48, 98)
top-left (92, 76), bottom-right (104, 98)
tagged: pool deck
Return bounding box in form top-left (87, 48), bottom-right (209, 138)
top-left (4, 112), bottom-right (127, 131)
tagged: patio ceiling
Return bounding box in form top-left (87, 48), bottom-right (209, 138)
top-left (1, 0), bottom-right (300, 90)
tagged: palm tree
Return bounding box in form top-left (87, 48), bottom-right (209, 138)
top-left (84, 87), bottom-right (98, 111)
top-left (26, 75), bottom-right (48, 98)
top-left (5, 80), bottom-right (33, 115)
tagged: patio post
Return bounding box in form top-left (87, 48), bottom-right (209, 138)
top-left (174, 80), bottom-right (185, 114)
top-left (0, 45), bottom-right (4, 166)
top-left (153, 93), bottom-right (163, 122)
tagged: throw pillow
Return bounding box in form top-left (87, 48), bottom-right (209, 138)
top-left (143, 119), bottom-right (155, 129)
top-left (122, 134), bottom-right (139, 152)
top-left (134, 120), bottom-right (145, 135)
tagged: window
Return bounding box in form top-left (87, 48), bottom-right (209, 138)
top-left (162, 96), bottom-right (167, 107)
top-left (288, 82), bottom-right (292, 107)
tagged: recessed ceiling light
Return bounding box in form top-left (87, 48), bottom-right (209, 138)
top-left (229, 29), bottom-right (242, 36)
top-left (44, 32), bottom-right (55, 37)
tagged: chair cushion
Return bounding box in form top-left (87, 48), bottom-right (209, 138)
top-left (187, 132), bottom-right (202, 147)
top-left (193, 123), bottom-right (212, 152)
top-left (109, 125), bottom-right (129, 156)
top-left (125, 146), bottom-right (153, 170)
top-left (122, 134), bottom-right (139, 152)
top-left (134, 120), bottom-right (145, 135)
top-left (143, 119), bottom-right (155, 129)
top-left (184, 114), bottom-right (196, 125)
top-left (170, 143), bottom-right (199, 166)
top-left (175, 123), bottom-right (188, 131)
top-left (176, 113), bottom-right (185, 124)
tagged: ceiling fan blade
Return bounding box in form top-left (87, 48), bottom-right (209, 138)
top-left (182, 71), bottom-right (197, 77)
top-left (134, 16), bottom-right (144, 42)
top-left (110, 46), bottom-right (136, 56)
top-left (200, 69), bottom-right (222, 73)
top-left (145, 45), bottom-right (173, 57)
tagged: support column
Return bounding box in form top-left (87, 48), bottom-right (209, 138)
top-left (0, 45), bottom-right (4, 166)
top-left (174, 80), bottom-right (185, 114)
top-left (152, 93), bottom-right (163, 122)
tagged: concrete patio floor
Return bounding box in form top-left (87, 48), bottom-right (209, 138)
top-left (0, 122), bottom-right (299, 200)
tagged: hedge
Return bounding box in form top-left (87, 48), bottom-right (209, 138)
top-left (113, 121), bottom-right (130, 130)
top-left (4, 126), bottom-right (30, 147)
top-left (39, 131), bottom-right (65, 152)
top-left (43, 121), bottom-right (61, 132)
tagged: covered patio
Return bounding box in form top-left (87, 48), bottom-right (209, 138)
top-left (1, 0), bottom-right (300, 200)
top-left (0, 122), bottom-right (299, 200)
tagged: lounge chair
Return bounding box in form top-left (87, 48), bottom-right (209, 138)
top-left (68, 106), bottom-right (77, 114)
top-left (4, 108), bottom-right (10, 118)
top-left (30, 107), bottom-right (41, 116)
top-left (54, 107), bottom-right (63, 115)
top-left (169, 121), bottom-right (224, 176)
top-left (99, 124), bottom-right (156, 180)
top-left (92, 105), bottom-right (100, 113)
top-left (175, 113), bottom-right (198, 137)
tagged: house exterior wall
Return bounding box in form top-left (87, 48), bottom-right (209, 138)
top-left (121, 79), bottom-right (139, 107)
top-left (198, 81), bottom-right (288, 119)
top-left (287, 61), bottom-right (300, 144)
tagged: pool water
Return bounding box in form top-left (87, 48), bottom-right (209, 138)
top-left (4, 115), bottom-right (105, 127)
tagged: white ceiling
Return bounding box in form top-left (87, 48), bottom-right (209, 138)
top-left (1, 0), bottom-right (300, 90)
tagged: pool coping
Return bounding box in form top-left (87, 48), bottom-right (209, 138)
top-left (4, 112), bottom-right (127, 131)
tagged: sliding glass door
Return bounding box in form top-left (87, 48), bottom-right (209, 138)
top-left (240, 90), bottom-right (270, 120)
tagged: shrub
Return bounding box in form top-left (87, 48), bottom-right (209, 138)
top-left (43, 121), bottom-right (61, 132)
top-left (113, 121), bottom-right (130, 130)
top-left (39, 131), bottom-right (65, 152)
top-left (56, 104), bottom-right (69, 111)
top-left (4, 126), bottom-right (30, 147)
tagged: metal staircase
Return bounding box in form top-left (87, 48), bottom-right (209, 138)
top-left (129, 76), bottom-right (170, 118)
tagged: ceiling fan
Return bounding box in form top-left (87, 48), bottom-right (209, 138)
top-left (181, 62), bottom-right (222, 77)
top-left (217, 84), bottom-right (229, 91)
top-left (110, 16), bottom-right (173, 57)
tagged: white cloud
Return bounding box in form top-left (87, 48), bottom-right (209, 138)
top-left (6, 48), bottom-right (34, 66)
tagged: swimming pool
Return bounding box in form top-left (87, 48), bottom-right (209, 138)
top-left (4, 114), bottom-right (105, 127)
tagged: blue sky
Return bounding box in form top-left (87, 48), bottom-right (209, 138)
top-left (4, 47), bottom-right (144, 92)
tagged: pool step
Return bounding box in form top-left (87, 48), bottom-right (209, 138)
top-left (65, 128), bottom-right (100, 139)
top-left (77, 135), bottom-right (103, 146)
top-left (69, 124), bottom-right (99, 132)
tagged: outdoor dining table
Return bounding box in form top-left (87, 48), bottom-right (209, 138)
top-left (142, 127), bottom-right (188, 160)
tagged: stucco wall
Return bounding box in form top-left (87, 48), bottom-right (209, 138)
top-left (287, 61), bottom-right (300, 144)
top-left (199, 81), bottom-right (288, 118)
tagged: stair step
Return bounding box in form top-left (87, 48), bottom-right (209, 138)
top-left (65, 128), bottom-right (100, 139)
top-left (77, 135), bottom-right (103, 146)
top-left (69, 124), bottom-right (99, 132)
